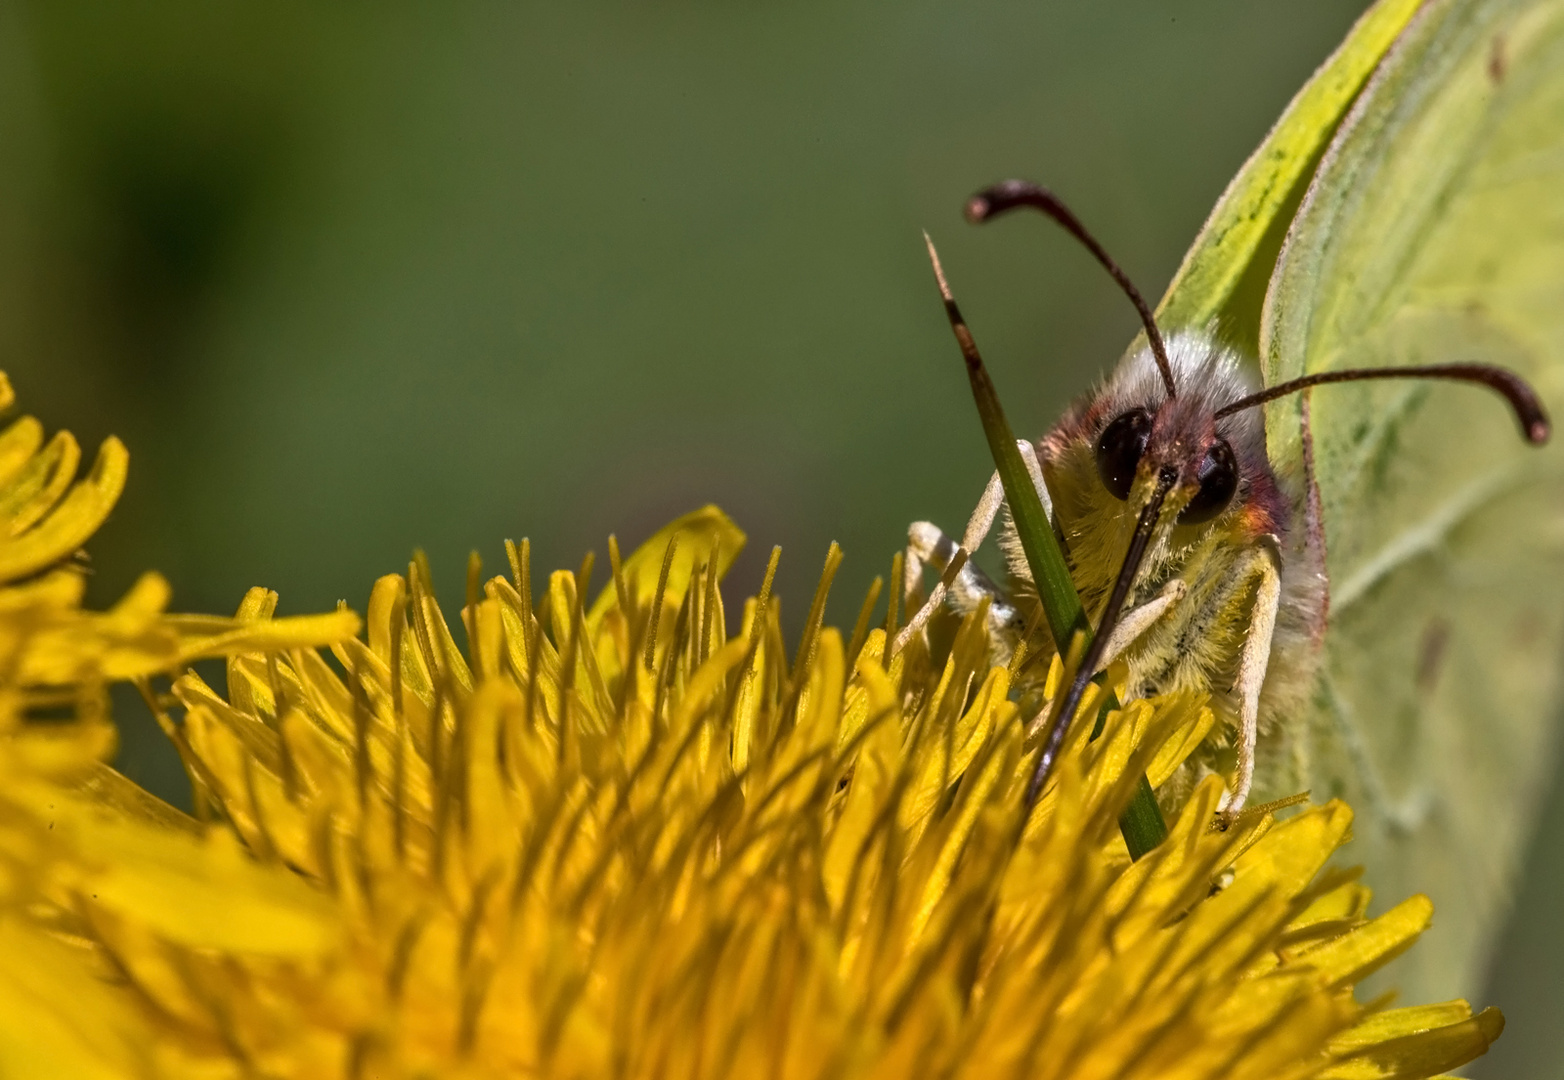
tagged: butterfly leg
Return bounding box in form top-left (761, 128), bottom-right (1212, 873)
top-left (895, 441), bottom-right (1050, 657)
top-left (1219, 540), bottom-right (1283, 822)
top-left (1098, 578), bottom-right (1188, 670)
top-left (1023, 578), bottom-right (1189, 739)
top-left (901, 520), bottom-right (1028, 659)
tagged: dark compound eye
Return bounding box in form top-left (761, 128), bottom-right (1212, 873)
top-left (1094, 408), bottom-right (1153, 500)
top-left (1178, 438), bottom-right (1239, 524)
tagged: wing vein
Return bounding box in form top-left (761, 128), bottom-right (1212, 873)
top-left (1332, 464), bottom-right (1522, 612)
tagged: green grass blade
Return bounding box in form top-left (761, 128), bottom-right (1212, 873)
top-left (924, 234), bottom-right (1167, 857)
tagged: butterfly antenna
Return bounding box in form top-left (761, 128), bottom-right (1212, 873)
top-left (967, 179), bottom-right (1177, 401)
top-left (1214, 363), bottom-right (1550, 445)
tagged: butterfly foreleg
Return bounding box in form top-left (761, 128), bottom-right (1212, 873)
top-left (1099, 578), bottom-right (1188, 671)
top-left (895, 440), bottom-right (1048, 657)
top-left (1218, 537), bottom-right (1283, 822)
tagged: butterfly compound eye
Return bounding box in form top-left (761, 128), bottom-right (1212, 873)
top-left (1178, 439), bottom-right (1239, 524)
top-left (1095, 409), bottom-right (1153, 500)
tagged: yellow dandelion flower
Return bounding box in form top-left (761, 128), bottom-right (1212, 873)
top-left (0, 468), bottom-right (1503, 1079)
top-left (0, 375), bottom-right (358, 1076)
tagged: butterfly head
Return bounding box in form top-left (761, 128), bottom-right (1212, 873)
top-left (964, 178), bottom-right (1548, 616)
top-left (1093, 338), bottom-right (1262, 520)
top-left (937, 177), bottom-right (1549, 804)
top-left (1041, 336), bottom-right (1283, 604)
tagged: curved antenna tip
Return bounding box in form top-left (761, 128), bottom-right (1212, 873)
top-left (965, 178), bottom-right (1177, 400)
top-left (1215, 361), bottom-right (1552, 451)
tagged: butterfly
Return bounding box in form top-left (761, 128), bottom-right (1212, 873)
top-left (899, 0), bottom-right (1564, 1004)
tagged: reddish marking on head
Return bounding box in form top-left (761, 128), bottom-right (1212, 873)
top-left (1237, 462), bottom-right (1289, 540)
top-left (1038, 394), bottom-right (1104, 468)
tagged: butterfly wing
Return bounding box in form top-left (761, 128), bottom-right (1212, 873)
top-left (1261, 0), bottom-right (1564, 1002)
top-left (1153, 0), bottom-right (1423, 353)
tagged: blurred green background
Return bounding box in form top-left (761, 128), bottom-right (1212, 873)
top-left (0, 2), bottom-right (1559, 1075)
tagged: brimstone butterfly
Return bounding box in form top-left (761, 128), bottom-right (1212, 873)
top-left (902, 0), bottom-right (1564, 1004)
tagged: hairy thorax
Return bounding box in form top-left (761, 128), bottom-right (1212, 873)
top-left (1011, 416), bottom-right (1324, 797)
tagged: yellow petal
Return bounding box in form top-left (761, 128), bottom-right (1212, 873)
top-left (0, 415), bottom-right (43, 488)
top-left (585, 504), bottom-right (746, 628)
top-left (172, 609), bottom-right (362, 662)
top-left (71, 815), bottom-right (342, 956)
top-left (0, 429), bottom-right (81, 537)
top-left (0, 435), bottom-right (128, 585)
top-left (1322, 1004), bottom-right (1504, 1079)
top-left (0, 917), bottom-right (154, 1080)
top-left (1300, 894), bottom-right (1435, 989)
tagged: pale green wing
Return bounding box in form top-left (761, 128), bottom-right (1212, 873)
top-left (1262, 0), bottom-right (1564, 1003)
top-left (1151, 0), bottom-right (1422, 351)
